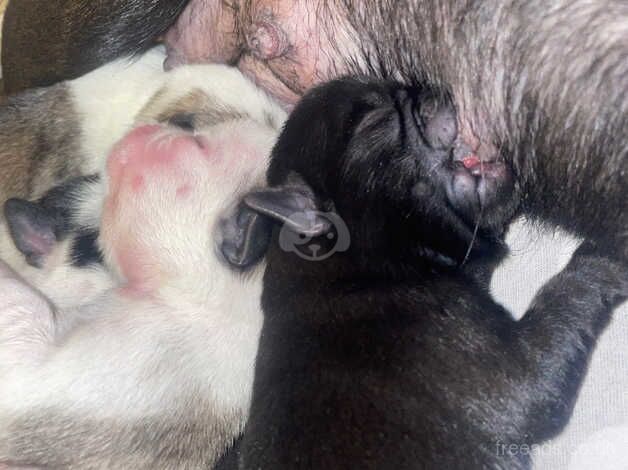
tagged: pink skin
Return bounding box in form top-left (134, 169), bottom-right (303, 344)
top-left (164, 1), bottom-right (492, 161)
top-left (164, 0), bottom-right (339, 108)
top-left (104, 125), bottom-right (210, 296)
top-left (106, 125), bottom-right (202, 184)
top-left (102, 124), bottom-right (265, 297)
top-left (164, 0), bottom-right (239, 69)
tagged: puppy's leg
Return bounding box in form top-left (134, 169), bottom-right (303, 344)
top-left (491, 242), bottom-right (627, 447)
top-left (0, 296), bottom-right (237, 470)
top-left (0, 261), bottom-right (55, 374)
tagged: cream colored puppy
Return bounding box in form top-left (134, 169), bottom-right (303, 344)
top-left (0, 64), bottom-right (285, 469)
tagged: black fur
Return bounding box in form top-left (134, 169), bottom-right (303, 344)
top-left (1, 0), bottom-right (189, 93)
top-left (70, 229), bottom-right (103, 267)
top-left (216, 78), bottom-right (628, 469)
top-left (340, 0), bottom-right (628, 256)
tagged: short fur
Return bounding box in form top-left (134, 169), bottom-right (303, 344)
top-left (0, 46), bottom-right (286, 221)
top-left (338, 0), bottom-right (628, 255)
top-left (0, 175), bottom-right (112, 312)
top-left (0, 65), bottom-right (285, 469)
top-left (216, 78), bottom-right (628, 469)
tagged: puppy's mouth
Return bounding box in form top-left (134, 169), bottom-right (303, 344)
top-left (445, 141), bottom-right (511, 222)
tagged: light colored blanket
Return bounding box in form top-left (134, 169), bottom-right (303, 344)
top-left (492, 219), bottom-right (628, 470)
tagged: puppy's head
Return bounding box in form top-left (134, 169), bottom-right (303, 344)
top-left (233, 78), bottom-right (513, 268)
top-left (99, 67), bottom-right (284, 301)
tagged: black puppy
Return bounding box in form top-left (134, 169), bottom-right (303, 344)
top-left (217, 79), bottom-right (628, 469)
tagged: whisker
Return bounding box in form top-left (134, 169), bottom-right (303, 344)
top-left (461, 206), bottom-right (483, 266)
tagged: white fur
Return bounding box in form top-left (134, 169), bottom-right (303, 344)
top-left (0, 261), bottom-right (55, 372)
top-left (71, 46), bottom-right (169, 177)
top-left (72, 61), bottom-right (286, 231)
top-left (0, 222), bottom-right (114, 313)
top-left (0, 60), bottom-right (286, 468)
top-left (0, 50), bottom-right (169, 312)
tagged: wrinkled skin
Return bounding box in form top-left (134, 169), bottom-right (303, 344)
top-left (163, 0), bottom-right (496, 155)
top-left (164, 1), bottom-right (351, 107)
top-left (164, 0), bottom-right (628, 255)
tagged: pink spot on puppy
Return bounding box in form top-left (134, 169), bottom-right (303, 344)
top-left (107, 125), bottom-right (162, 188)
top-left (108, 125), bottom-right (197, 189)
top-left (132, 175), bottom-right (145, 192)
top-left (176, 184), bottom-right (193, 199)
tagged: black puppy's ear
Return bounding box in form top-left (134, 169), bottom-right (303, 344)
top-left (220, 175), bottom-right (332, 269)
top-left (220, 204), bottom-right (274, 269)
top-left (3, 198), bottom-right (58, 268)
top-left (244, 175), bottom-right (331, 237)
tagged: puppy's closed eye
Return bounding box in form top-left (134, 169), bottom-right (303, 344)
top-left (167, 113), bottom-right (196, 131)
top-left (413, 97), bottom-right (457, 150)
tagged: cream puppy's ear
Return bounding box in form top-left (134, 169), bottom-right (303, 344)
top-left (4, 198), bottom-right (59, 268)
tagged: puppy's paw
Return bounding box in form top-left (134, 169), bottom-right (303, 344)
top-left (0, 262), bottom-right (55, 370)
top-left (568, 241), bottom-right (628, 307)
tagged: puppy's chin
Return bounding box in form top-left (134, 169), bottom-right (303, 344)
top-left (442, 155), bottom-right (515, 231)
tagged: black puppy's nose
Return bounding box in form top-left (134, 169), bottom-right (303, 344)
top-left (420, 99), bottom-right (457, 150)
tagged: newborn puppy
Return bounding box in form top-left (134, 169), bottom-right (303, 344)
top-left (217, 79), bottom-right (628, 469)
top-left (0, 76), bottom-right (284, 468)
top-left (0, 43), bottom-right (285, 231)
